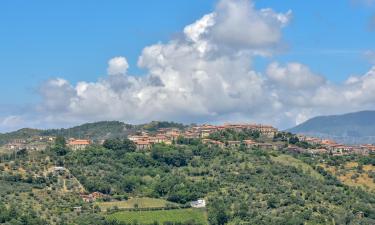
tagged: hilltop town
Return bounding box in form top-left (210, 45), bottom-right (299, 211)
top-left (2, 122), bottom-right (375, 157)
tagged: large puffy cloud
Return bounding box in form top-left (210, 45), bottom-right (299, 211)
top-left (183, 0), bottom-right (291, 54)
top-left (37, 78), bottom-right (76, 113)
top-left (25, 0), bottom-right (291, 129)
top-left (266, 62), bottom-right (326, 89)
top-left (210, 0), bottom-right (291, 50)
top-left (3, 0), bottom-right (375, 132)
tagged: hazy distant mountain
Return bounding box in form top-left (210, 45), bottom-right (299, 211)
top-left (0, 121), bottom-right (186, 145)
top-left (288, 111), bottom-right (375, 144)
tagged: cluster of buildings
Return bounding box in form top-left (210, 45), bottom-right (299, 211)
top-left (296, 135), bottom-right (375, 156)
top-left (1, 123), bottom-right (278, 152)
top-left (202, 138), bottom-right (282, 150)
top-left (3, 123), bottom-right (375, 157)
top-left (127, 123), bottom-right (278, 150)
top-left (3, 136), bottom-right (55, 151)
top-left (128, 128), bottom-right (180, 150)
top-left (2, 137), bottom-right (92, 152)
top-left (187, 123), bottom-right (278, 139)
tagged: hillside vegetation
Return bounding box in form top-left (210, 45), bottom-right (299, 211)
top-left (1, 129), bottom-right (375, 224)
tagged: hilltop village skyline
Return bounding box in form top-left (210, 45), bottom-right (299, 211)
top-left (2, 121), bottom-right (375, 158)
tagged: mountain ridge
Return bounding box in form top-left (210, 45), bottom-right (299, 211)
top-left (288, 110), bottom-right (375, 144)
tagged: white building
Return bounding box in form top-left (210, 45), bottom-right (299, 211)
top-left (190, 199), bottom-right (206, 208)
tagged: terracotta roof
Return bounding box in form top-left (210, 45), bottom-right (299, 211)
top-left (68, 139), bottom-right (90, 145)
top-left (135, 140), bottom-right (150, 145)
top-left (243, 139), bottom-right (256, 144)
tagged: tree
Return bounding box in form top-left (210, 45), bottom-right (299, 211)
top-left (103, 138), bottom-right (123, 151)
top-left (267, 196), bottom-right (279, 208)
top-left (208, 199), bottom-right (229, 225)
top-left (55, 136), bottom-right (66, 146)
top-left (121, 176), bottom-right (138, 193)
top-left (53, 136), bottom-right (69, 156)
top-left (289, 136), bottom-right (300, 145)
top-left (122, 139), bottom-right (136, 152)
top-left (103, 138), bottom-right (136, 156)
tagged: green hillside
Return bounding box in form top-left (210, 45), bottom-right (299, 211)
top-left (0, 128), bottom-right (43, 145)
top-left (0, 121), bottom-right (186, 146)
top-left (41, 121), bottom-right (133, 140)
top-left (1, 128), bottom-right (375, 224)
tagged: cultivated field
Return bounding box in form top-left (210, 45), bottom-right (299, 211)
top-left (97, 197), bottom-right (178, 211)
top-left (107, 208), bottom-right (207, 224)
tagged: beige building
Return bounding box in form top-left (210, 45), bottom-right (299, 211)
top-left (68, 139), bottom-right (91, 150)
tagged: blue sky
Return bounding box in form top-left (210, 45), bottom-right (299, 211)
top-left (1, 0), bottom-right (375, 131)
top-left (0, 0), bottom-right (216, 104)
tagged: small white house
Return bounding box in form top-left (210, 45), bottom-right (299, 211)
top-left (54, 166), bottom-right (65, 172)
top-left (73, 206), bottom-right (82, 213)
top-left (190, 199), bottom-right (206, 208)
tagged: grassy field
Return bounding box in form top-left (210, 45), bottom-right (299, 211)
top-left (97, 198), bottom-right (178, 211)
top-left (107, 208), bottom-right (207, 224)
top-left (272, 154), bottom-right (324, 180)
top-left (322, 162), bottom-right (375, 191)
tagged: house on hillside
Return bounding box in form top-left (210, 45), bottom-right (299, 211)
top-left (4, 143), bottom-right (26, 151)
top-left (67, 139), bottom-right (91, 150)
top-left (134, 140), bottom-right (151, 150)
top-left (165, 129), bottom-right (181, 141)
top-left (227, 141), bottom-right (241, 148)
top-left (54, 166), bottom-right (65, 172)
top-left (80, 192), bottom-right (105, 203)
top-left (327, 144), bottom-right (352, 156)
top-left (202, 139), bottom-right (225, 148)
top-left (361, 144), bottom-right (375, 152)
top-left (243, 139), bottom-right (258, 148)
top-left (150, 135), bottom-right (172, 145)
top-left (321, 139), bottom-right (337, 146)
top-left (190, 199), bottom-right (206, 208)
top-left (258, 125), bottom-right (278, 138)
top-left (258, 143), bottom-right (274, 151)
top-left (287, 146), bottom-right (305, 153)
top-left (304, 137), bottom-right (322, 145)
top-left (309, 148), bottom-right (328, 155)
top-left (73, 206), bottom-right (82, 213)
top-left (182, 131), bottom-right (200, 139)
top-left (272, 143), bottom-right (286, 151)
top-left (33, 136), bottom-right (55, 143)
top-left (128, 135), bottom-right (149, 142)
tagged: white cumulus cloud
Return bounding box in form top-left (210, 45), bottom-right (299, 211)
top-left (107, 57), bottom-right (129, 76)
top-left (266, 62), bottom-right (326, 89)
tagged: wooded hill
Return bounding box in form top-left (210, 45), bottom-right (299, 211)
top-left (0, 121), bottom-right (186, 145)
